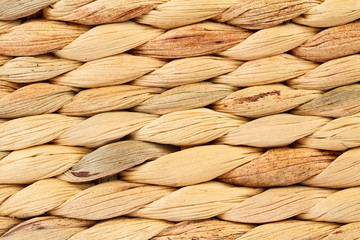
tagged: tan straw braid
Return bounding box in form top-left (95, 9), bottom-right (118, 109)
top-left (0, 18), bottom-right (359, 61)
top-left (1, 0), bottom-right (360, 239)
top-left (2, 217), bottom-right (360, 240)
top-left (2, 179), bottom-right (360, 225)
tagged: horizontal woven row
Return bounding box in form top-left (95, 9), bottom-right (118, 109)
top-left (2, 0), bottom-right (359, 29)
top-left (0, 140), bottom-right (359, 188)
top-left (3, 177), bottom-right (360, 224)
top-left (1, 217), bottom-right (358, 240)
top-left (1, 0), bottom-right (360, 239)
top-left (1, 53), bottom-right (359, 90)
top-left (0, 111), bottom-right (358, 151)
top-left (1, 19), bottom-right (360, 62)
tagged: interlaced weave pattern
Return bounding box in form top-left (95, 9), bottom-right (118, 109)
top-left (0, 0), bottom-right (360, 239)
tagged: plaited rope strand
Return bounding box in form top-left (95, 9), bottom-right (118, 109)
top-left (3, 216), bottom-right (359, 240)
top-left (1, 0), bottom-right (360, 30)
top-left (1, 18), bottom-right (360, 62)
top-left (2, 179), bottom-right (360, 225)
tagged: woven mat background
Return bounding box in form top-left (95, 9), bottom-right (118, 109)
top-left (0, 0), bottom-right (360, 239)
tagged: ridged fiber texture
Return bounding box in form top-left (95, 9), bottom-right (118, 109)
top-left (1, 0), bottom-right (360, 239)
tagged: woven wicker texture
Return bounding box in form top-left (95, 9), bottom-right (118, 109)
top-left (0, 0), bottom-right (360, 239)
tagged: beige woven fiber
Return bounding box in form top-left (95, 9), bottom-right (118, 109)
top-left (1, 0), bottom-right (360, 239)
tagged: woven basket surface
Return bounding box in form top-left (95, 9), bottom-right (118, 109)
top-left (0, 0), bottom-right (360, 239)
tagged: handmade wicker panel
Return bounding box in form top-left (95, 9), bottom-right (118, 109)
top-left (0, 0), bottom-right (360, 239)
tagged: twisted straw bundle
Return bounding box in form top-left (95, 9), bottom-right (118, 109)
top-left (1, 0), bottom-right (360, 239)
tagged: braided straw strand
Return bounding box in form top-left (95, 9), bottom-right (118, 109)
top-left (2, 78), bottom-right (360, 119)
top-left (0, 17), bottom-right (358, 62)
top-left (3, 142), bottom-right (360, 190)
top-left (2, 179), bottom-right (360, 224)
top-left (5, 217), bottom-right (360, 240)
top-left (1, 109), bottom-right (360, 150)
top-left (1, 0), bottom-right (357, 30)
